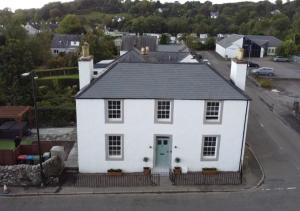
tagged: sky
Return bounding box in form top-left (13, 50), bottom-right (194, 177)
top-left (0, 0), bottom-right (282, 11)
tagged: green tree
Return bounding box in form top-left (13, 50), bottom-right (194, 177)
top-left (277, 39), bottom-right (298, 56)
top-left (57, 14), bottom-right (84, 34)
top-left (159, 33), bottom-right (170, 44)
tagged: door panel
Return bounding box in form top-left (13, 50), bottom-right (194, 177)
top-left (155, 136), bottom-right (171, 168)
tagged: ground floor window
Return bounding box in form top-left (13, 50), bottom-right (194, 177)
top-left (201, 135), bottom-right (220, 161)
top-left (105, 134), bottom-right (124, 160)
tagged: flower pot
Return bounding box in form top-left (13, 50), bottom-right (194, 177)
top-left (143, 167), bottom-right (151, 176)
top-left (173, 167), bottom-right (182, 175)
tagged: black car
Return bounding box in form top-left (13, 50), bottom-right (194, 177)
top-left (248, 62), bottom-right (259, 68)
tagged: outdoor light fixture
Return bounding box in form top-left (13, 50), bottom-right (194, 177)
top-left (21, 71), bottom-right (45, 187)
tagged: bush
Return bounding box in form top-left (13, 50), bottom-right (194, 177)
top-left (257, 78), bottom-right (272, 89)
top-left (38, 106), bottom-right (76, 127)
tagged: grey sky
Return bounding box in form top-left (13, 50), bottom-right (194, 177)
top-left (0, 0), bottom-right (282, 12)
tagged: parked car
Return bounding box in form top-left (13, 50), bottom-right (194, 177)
top-left (251, 67), bottom-right (274, 76)
top-left (248, 62), bottom-right (259, 68)
top-left (273, 56), bottom-right (289, 62)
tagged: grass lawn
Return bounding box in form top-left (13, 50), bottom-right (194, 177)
top-left (21, 138), bottom-right (33, 145)
top-left (0, 140), bottom-right (15, 150)
top-left (38, 74), bottom-right (79, 80)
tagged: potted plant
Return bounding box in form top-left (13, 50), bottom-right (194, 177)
top-left (107, 169), bottom-right (123, 176)
top-left (143, 157), bottom-right (151, 176)
top-left (173, 157), bottom-right (182, 175)
top-left (202, 168), bottom-right (218, 175)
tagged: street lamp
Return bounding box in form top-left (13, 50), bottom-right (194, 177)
top-left (21, 71), bottom-right (45, 187)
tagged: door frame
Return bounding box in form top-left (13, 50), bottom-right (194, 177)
top-left (153, 134), bottom-right (173, 169)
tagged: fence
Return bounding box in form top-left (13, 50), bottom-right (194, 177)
top-left (169, 171), bottom-right (241, 185)
top-left (61, 172), bottom-right (160, 187)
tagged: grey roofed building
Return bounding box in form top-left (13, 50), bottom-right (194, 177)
top-left (76, 62), bottom-right (248, 100)
top-left (157, 44), bottom-right (189, 53)
top-left (51, 34), bottom-right (82, 54)
top-left (118, 48), bottom-right (191, 63)
top-left (121, 35), bottom-right (157, 51)
top-left (217, 34), bottom-right (244, 48)
top-left (245, 35), bottom-right (282, 47)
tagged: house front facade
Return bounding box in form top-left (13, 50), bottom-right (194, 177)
top-left (76, 57), bottom-right (250, 173)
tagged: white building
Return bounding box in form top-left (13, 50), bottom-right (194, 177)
top-left (75, 48), bottom-right (250, 174)
top-left (216, 34), bottom-right (282, 59)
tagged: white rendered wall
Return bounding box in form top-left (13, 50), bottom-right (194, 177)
top-left (215, 44), bottom-right (226, 58)
top-left (76, 99), bottom-right (249, 173)
top-left (180, 54), bottom-right (199, 63)
top-left (230, 60), bottom-right (248, 91)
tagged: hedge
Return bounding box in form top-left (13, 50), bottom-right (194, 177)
top-left (37, 77), bottom-right (79, 90)
top-left (35, 67), bottom-right (78, 78)
top-left (38, 106), bottom-right (76, 127)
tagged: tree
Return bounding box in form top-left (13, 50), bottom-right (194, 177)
top-left (277, 39), bottom-right (298, 56)
top-left (57, 14), bottom-right (84, 34)
top-left (159, 33), bottom-right (170, 44)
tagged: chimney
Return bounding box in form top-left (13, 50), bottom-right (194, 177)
top-left (145, 46), bottom-right (149, 54)
top-left (78, 42), bottom-right (94, 89)
top-left (230, 48), bottom-right (247, 91)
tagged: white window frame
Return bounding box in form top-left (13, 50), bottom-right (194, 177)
top-left (105, 134), bottom-right (124, 161)
top-left (201, 135), bottom-right (220, 161)
top-left (204, 101), bottom-right (223, 124)
top-left (154, 100), bottom-right (173, 124)
top-left (105, 99), bottom-right (124, 123)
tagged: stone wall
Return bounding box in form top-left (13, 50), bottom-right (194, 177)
top-left (0, 156), bottom-right (64, 186)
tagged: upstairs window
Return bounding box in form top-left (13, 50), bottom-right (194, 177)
top-left (204, 101), bottom-right (222, 123)
top-left (105, 100), bottom-right (123, 123)
top-left (155, 100), bottom-right (173, 123)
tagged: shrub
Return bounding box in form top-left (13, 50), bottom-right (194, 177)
top-left (38, 106), bottom-right (76, 127)
top-left (257, 78), bottom-right (272, 89)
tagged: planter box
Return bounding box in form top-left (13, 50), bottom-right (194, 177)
top-left (202, 168), bottom-right (218, 175)
top-left (173, 167), bottom-right (182, 175)
top-left (143, 167), bottom-right (151, 176)
top-left (107, 169), bottom-right (123, 176)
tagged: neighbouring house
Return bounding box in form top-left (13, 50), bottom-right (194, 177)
top-left (120, 35), bottom-right (157, 55)
top-left (199, 34), bottom-right (209, 44)
top-left (210, 11), bottom-right (219, 19)
top-left (216, 34), bottom-right (282, 59)
top-left (75, 45), bottom-right (250, 174)
top-left (23, 23), bottom-right (40, 36)
top-left (51, 34), bottom-right (82, 55)
top-left (216, 34), bottom-right (244, 59)
top-left (157, 44), bottom-right (189, 53)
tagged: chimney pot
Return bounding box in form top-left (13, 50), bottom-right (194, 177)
top-left (141, 47), bottom-right (146, 55)
top-left (82, 42), bottom-right (90, 57)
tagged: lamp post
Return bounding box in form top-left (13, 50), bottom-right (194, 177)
top-left (21, 71), bottom-right (45, 187)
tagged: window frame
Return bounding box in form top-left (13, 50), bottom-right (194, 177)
top-left (204, 101), bottom-right (223, 124)
top-left (105, 99), bottom-right (124, 123)
top-left (105, 134), bottom-right (124, 161)
top-left (201, 135), bottom-right (220, 161)
top-left (154, 100), bottom-right (174, 124)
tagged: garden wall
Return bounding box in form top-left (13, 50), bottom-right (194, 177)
top-left (0, 156), bottom-right (64, 186)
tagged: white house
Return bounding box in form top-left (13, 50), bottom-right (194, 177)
top-left (23, 23), bottom-right (40, 36)
top-left (216, 34), bottom-right (244, 59)
top-left (75, 47), bottom-right (250, 174)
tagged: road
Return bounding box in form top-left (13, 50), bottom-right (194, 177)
top-left (1, 51), bottom-right (300, 210)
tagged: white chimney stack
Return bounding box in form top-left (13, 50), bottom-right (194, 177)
top-left (78, 42), bottom-right (94, 89)
top-left (230, 48), bottom-right (247, 91)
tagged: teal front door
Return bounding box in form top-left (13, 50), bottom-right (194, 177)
top-left (155, 136), bottom-right (171, 168)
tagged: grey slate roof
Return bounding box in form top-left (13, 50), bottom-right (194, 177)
top-left (217, 34), bottom-right (243, 48)
top-left (118, 49), bottom-right (190, 63)
top-left (51, 34), bottom-right (82, 49)
top-left (76, 63), bottom-right (248, 100)
top-left (121, 35), bottom-right (157, 51)
top-left (157, 44), bottom-right (189, 53)
top-left (245, 35), bottom-right (282, 47)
